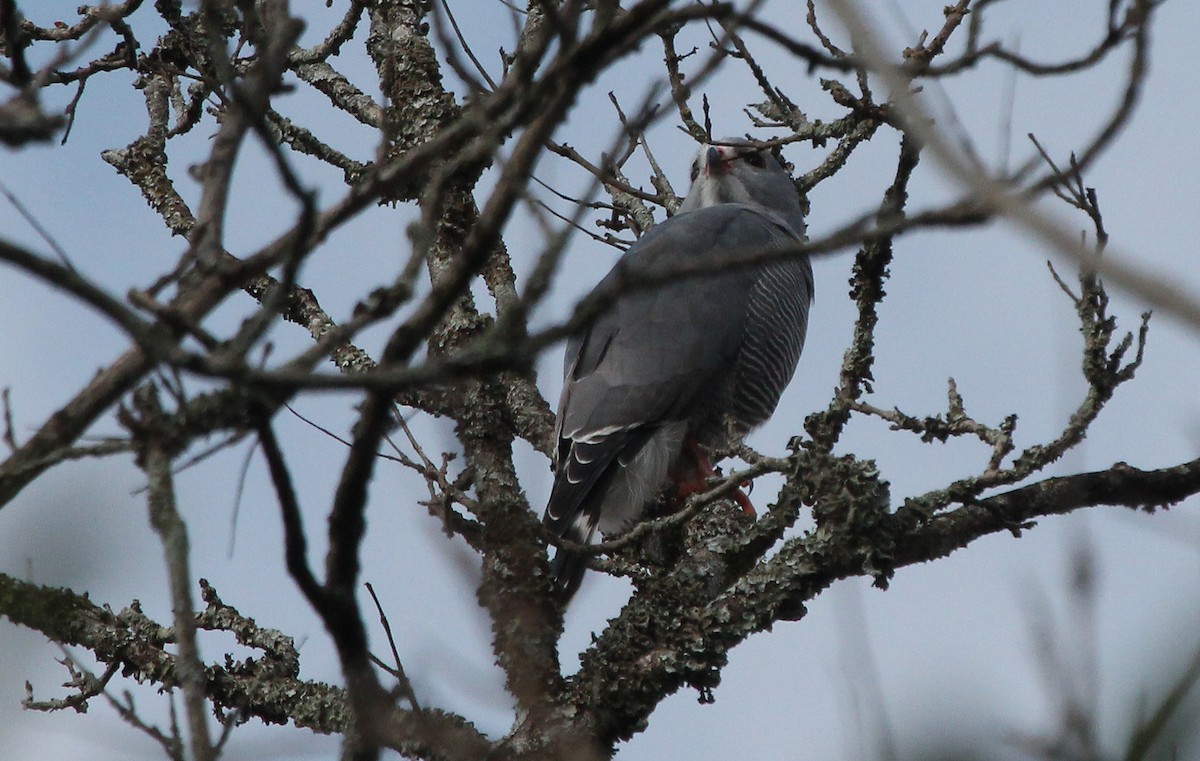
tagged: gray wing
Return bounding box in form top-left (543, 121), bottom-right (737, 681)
top-left (544, 203), bottom-right (805, 595)
top-left (558, 204), bottom-right (798, 442)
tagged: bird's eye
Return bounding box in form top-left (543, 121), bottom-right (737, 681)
top-left (742, 151), bottom-right (767, 169)
top-left (690, 160), bottom-right (700, 182)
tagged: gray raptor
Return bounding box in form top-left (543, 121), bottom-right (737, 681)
top-left (543, 139), bottom-right (813, 600)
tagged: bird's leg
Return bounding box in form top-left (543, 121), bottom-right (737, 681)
top-left (671, 436), bottom-right (756, 516)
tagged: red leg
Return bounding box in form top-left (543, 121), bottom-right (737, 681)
top-left (731, 486), bottom-right (756, 517)
top-left (670, 436), bottom-right (756, 517)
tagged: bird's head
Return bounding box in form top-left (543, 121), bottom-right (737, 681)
top-left (678, 138), bottom-right (805, 236)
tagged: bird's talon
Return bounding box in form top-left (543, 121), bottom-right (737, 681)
top-left (734, 488), bottom-right (756, 517)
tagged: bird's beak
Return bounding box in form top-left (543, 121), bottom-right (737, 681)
top-left (703, 145), bottom-right (731, 177)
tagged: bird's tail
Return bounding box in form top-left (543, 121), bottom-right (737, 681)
top-left (544, 437), bottom-right (624, 603)
top-left (550, 542), bottom-right (586, 603)
top-left (546, 512), bottom-right (593, 602)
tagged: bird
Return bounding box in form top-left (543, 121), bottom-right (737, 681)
top-left (542, 138), bottom-right (814, 601)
